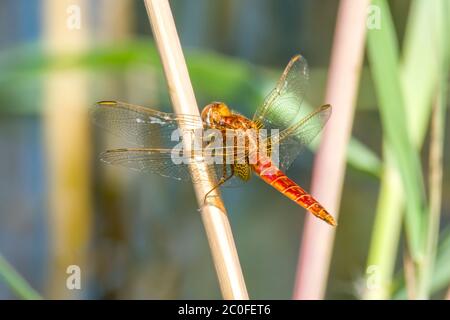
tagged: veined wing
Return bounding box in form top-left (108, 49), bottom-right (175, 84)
top-left (91, 101), bottom-right (205, 148)
top-left (100, 148), bottom-right (242, 186)
top-left (266, 104), bottom-right (331, 171)
top-left (252, 54), bottom-right (309, 132)
top-left (93, 101), bottom-right (257, 183)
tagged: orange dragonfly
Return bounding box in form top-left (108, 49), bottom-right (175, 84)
top-left (92, 55), bottom-right (335, 226)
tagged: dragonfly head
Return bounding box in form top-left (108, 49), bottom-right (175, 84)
top-left (201, 102), bottom-right (231, 126)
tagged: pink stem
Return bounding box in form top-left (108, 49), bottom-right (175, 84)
top-left (293, 0), bottom-right (370, 299)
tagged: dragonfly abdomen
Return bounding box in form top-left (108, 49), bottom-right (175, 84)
top-left (252, 159), bottom-right (336, 226)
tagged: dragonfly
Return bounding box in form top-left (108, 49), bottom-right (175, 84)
top-left (91, 55), bottom-right (336, 226)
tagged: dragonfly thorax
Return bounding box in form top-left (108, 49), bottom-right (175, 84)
top-left (201, 102), bottom-right (257, 131)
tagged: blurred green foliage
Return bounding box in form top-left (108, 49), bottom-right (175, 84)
top-left (366, 0), bottom-right (450, 299)
top-left (0, 254), bottom-right (41, 299)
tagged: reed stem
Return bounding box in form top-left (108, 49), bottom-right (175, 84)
top-left (143, 0), bottom-right (248, 300)
top-left (42, 0), bottom-right (92, 298)
top-left (293, 0), bottom-right (369, 299)
top-left (415, 0), bottom-right (448, 298)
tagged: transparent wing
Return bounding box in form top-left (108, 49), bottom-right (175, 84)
top-left (100, 148), bottom-right (245, 187)
top-left (93, 101), bottom-right (252, 187)
top-left (91, 101), bottom-right (205, 148)
top-left (252, 54), bottom-right (309, 132)
top-left (268, 104), bottom-right (332, 171)
top-left (92, 101), bottom-right (256, 160)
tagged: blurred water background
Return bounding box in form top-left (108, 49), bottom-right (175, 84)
top-left (0, 0), bottom-right (448, 299)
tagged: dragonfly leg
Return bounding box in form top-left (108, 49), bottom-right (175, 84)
top-left (203, 165), bottom-right (234, 204)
